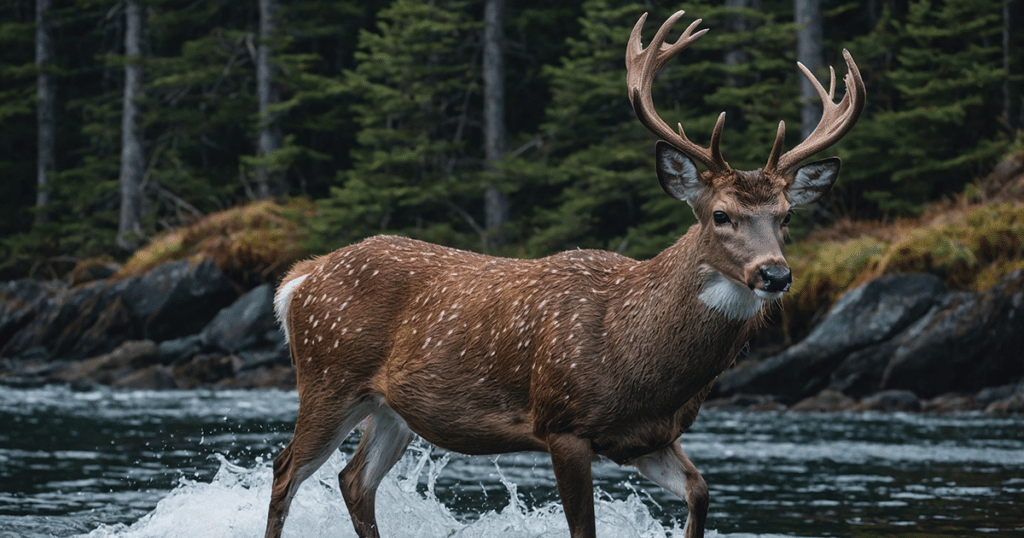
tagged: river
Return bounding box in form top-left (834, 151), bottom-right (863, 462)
top-left (1, 384), bottom-right (1022, 537)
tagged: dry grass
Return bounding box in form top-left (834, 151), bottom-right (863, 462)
top-left (114, 198), bottom-right (316, 284)
top-left (782, 149), bottom-right (1024, 339)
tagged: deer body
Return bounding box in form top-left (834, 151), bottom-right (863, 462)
top-left (265, 10), bottom-right (864, 538)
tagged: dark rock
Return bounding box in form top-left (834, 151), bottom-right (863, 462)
top-left (120, 258), bottom-right (240, 342)
top-left (975, 384), bottom-right (1024, 407)
top-left (715, 274), bottom-right (946, 402)
top-left (921, 393), bottom-right (979, 414)
top-left (0, 279), bottom-right (66, 350)
top-left (158, 334), bottom-right (204, 365)
top-left (790, 389), bottom-right (857, 412)
top-left (214, 365), bottom-right (295, 390)
top-left (172, 354), bottom-right (243, 389)
top-left (880, 270), bottom-right (1024, 398)
top-left (200, 284), bottom-right (281, 354)
top-left (113, 365), bottom-right (178, 390)
top-left (985, 394), bottom-right (1024, 415)
top-left (67, 260), bottom-right (119, 286)
top-left (853, 389), bottom-right (921, 412)
top-left (703, 393), bottom-right (786, 412)
top-left (2, 257), bottom-right (238, 363)
top-left (50, 340), bottom-right (160, 386)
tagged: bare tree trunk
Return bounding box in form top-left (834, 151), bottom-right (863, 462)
top-left (1003, 0), bottom-right (1014, 132)
top-left (724, 0), bottom-right (752, 87)
top-left (117, 0), bottom-right (145, 251)
top-left (256, 0), bottom-right (283, 199)
top-left (795, 0), bottom-right (824, 140)
top-left (35, 0), bottom-right (55, 224)
top-left (482, 0), bottom-right (508, 250)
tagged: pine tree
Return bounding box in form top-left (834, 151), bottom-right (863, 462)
top-left (309, 0), bottom-right (483, 253)
top-left (513, 0), bottom-right (801, 259)
top-left (839, 0), bottom-right (1011, 214)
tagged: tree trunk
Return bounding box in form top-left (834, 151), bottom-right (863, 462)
top-left (35, 0), bottom-right (55, 225)
top-left (482, 0), bottom-right (508, 250)
top-left (724, 0), bottom-right (752, 87)
top-left (795, 0), bottom-right (824, 141)
top-left (117, 0), bottom-right (145, 251)
top-left (256, 0), bottom-right (283, 199)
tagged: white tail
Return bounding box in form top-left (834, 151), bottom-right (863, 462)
top-left (264, 11), bottom-right (864, 538)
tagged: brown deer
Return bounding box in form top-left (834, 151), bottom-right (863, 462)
top-left (264, 10), bottom-right (864, 538)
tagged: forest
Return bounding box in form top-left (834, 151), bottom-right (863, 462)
top-left (1, 0), bottom-right (1021, 277)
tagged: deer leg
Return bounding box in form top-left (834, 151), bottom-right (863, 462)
top-left (632, 441), bottom-right (709, 538)
top-left (339, 401), bottom-right (414, 538)
top-left (548, 433), bottom-right (596, 538)
top-left (265, 398), bottom-right (374, 538)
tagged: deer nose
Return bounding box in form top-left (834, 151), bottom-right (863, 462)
top-left (759, 266), bottom-right (792, 293)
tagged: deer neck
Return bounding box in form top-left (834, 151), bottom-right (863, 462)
top-left (602, 226), bottom-right (765, 403)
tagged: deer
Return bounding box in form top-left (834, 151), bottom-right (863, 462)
top-left (264, 10), bottom-right (864, 538)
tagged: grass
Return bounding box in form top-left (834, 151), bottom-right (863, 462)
top-left (113, 198), bottom-right (316, 285)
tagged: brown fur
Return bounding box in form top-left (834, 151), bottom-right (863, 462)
top-left (264, 10), bottom-right (859, 538)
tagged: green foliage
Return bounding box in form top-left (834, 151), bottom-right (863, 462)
top-left (0, 0), bottom-right (1020, 275)
top-left (837, 0), bottom-right (1013, 214)
top-left (307, 0), bottom-right (485, 254)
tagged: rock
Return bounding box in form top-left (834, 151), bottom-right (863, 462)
top-left (703, 393), bottom-right (786, 412)
top-left (0, 279), bottom-right (66, 350)
top-left (2, 257), bottom-right (238, 363)
top-left (975, 384), bottom-right (1023, 407)
top-left (200, 284), bottom-right (282, 354)
top-left (715, 274), bottom-right (946, 402)
top-left (50, 340), bottom-right (160, 386)
top-left (215, 365), bottom-right (295, 390)
top-left (790, 389), bottom-right (857, 412)
top-left (158, 334), bottom-right (204, 365)
top-left (985, 394), bottom-right (1024, 415)
top-left (120, 257), bottom-right (239, 342)
top-left (921, 393), bottom-right (979, 414)
top-left (172, 353), bottom-right (243, 389)
top-left (66, 259), bottom-right (120, 286)
top-left (853, 389), bottom-right (921, 413)
top-left (112, 364), bottom-right (178, 390)
top-left (880, 270), bottom-right (1024, 398)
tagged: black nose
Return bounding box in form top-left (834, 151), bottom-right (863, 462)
top-left (759, 266), bottom-right (792, 293)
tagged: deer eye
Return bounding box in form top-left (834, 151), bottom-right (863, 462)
top-left (712, 211), bottom-right (731, 225)
top-left (782, 210), bottom-right (793, 226)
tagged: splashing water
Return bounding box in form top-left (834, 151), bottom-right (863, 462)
top-left (79, 444), bottom-right (709, 538)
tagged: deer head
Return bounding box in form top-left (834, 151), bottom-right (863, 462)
top-left (626, 10), bottom-right (865, 300)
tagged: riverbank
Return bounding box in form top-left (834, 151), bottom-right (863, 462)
top-left (1, 153), bottom-right (1022, 413)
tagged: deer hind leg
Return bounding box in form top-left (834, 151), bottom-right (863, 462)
top-left (264, 397), bottom-right (375, 538)
top-left (633, 441), bottom-right (709, 538)
top-left (339, 399), bottom-right (414, 538)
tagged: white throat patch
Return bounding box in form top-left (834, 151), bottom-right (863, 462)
top-left (698, 270), bottom-right (765, 321)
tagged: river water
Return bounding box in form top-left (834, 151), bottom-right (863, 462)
top-left (1, 384), bottom-right (1022, 537)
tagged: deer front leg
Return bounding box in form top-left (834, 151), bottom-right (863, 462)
top-left (633, 441), bottom-right (708, 538)
top-left (548, 433), bottom-right (596, 538)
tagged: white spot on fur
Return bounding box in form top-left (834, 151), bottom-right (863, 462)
top-left (699, 270), bottom-right (764, 321)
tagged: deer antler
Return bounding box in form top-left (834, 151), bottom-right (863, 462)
top-left (764, 50), bottom-right (866, 176)
top-left (626, 11), bottom-right (730, 175)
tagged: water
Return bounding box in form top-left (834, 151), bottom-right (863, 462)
top-left (1, 384), bottom-right (1022, 538)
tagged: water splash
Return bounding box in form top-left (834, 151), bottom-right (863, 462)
top-left (79, 443), bottom-right (700, 538)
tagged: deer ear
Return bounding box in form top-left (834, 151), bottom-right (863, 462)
top-left (789, 157), bottom-right (841, 206)
top-left (656, 141), bottom-right (706, 203)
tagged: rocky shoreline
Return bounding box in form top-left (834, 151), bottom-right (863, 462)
top-left (1, 256), bottom-right (1022, 414)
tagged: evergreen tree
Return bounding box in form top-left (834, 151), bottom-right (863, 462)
top-left (512, 0), bottom-right (801, 259)
top-left (840, 0), bottom-right (1011, 214)
top-left (309, 0), bottom-right (484, 253)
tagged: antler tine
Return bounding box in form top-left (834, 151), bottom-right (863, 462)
top-left (627, 11), bottom-right (729, 174)
top-left (767, 49), bottom-right (866, 175)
